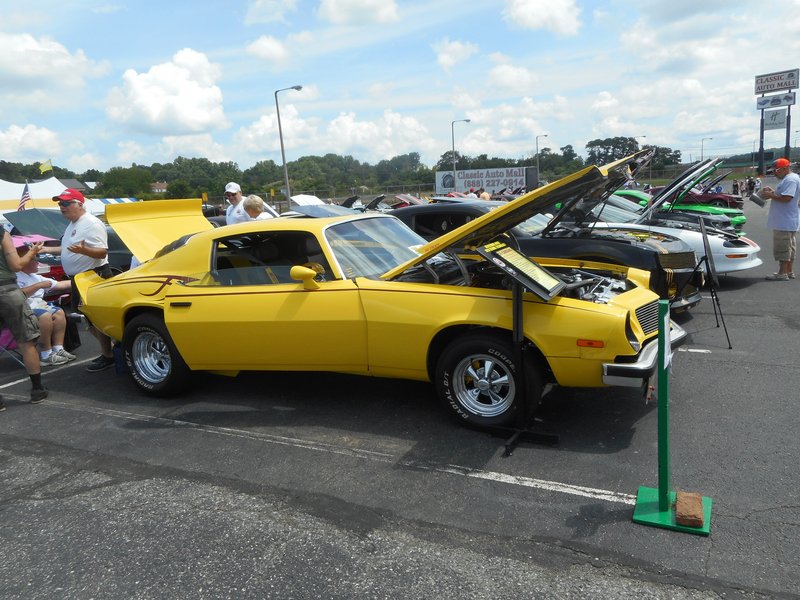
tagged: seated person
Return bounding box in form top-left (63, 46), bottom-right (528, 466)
top-left (15, 248), bottom-right (75, 366)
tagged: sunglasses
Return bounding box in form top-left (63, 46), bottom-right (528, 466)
top-left (224, 192), bottom-right (237, 198)
top-left (58, 200), bottom-right (79, 207)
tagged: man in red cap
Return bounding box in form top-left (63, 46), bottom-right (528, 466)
top-left (761, 158), bottom-right (800, 280)
top-left (48, 189), bottom-right (116, 370)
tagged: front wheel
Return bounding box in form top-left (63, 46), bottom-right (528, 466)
top-left (435, 333), bottom-right (542, 428)
top-left (709, 199), bottom-right (727, 208)
top-left (123, 314), bottom-right (190, 396)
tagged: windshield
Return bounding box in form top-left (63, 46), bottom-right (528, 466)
top-left (326, 216), bottom-right (427, 279)
top-left (512, 213), bottom-right (552, 236)
top-left (590, 203), bottom-right (640, 224)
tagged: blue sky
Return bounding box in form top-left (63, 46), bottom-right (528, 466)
top-left (1, 0), bottom-right (798, 174)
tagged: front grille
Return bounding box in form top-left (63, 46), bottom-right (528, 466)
top-left (635, 300), bottom-right (660, 335)
top-left (658, 251), bottom-right (696, 269)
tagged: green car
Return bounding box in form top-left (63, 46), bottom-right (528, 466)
top-left (615, 189), bottom-right (747, 231)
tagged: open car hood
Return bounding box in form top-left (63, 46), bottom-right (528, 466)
top-left (635, 159), bottom-right (722, 222)
top-left (105, 199), bottom-right (213, 262)
top-left (3, 208), bottom-right (70, 239)
top-left (534, 150), bottom-right (653, 236)
top-left (381, 152), bottom-right (652, 280)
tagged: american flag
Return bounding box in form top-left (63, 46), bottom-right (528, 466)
top-left (17, 182), bottom-right (31, 211)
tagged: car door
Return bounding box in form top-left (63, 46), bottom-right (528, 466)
top-left (160, 228), bottom-right (368, 372)
top-left (162, 277), bottom-right (368, 372)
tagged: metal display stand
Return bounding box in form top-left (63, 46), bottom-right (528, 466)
top-left (632, 300), bottom-right (713, 535)
top-left (488, 282), bottom-right (559, 457)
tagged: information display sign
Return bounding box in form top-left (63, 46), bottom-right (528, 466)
top-left (476, 240), bottom-right (565, 301)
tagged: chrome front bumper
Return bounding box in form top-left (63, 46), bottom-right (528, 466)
top-left (602, 321), bottom-right (688, 387)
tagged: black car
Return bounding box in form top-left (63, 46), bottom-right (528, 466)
top-left (391, 200), bottom-right (703, 311)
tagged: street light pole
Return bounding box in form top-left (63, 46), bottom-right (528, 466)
top-left (275, 85), bottom-right (302, 201)
top-left (451, 119), bottom-right (470, 192)
top-left (701, 137), bottom-right (712, 161)
top-left (535, 134), bottom-right (548, 186)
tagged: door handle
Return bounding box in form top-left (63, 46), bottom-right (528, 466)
top-left (169, 301), bottom-right (192, 307)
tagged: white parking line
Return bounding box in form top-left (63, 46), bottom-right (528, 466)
top-left (0, 357), bottom-right (94, 390)
top-left (22, 399), bottom-right (638, 507)
top-left (677, 348), bottom-right (712, 354)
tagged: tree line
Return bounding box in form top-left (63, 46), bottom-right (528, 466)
top-left (1, 137), bottom-right (684, 199)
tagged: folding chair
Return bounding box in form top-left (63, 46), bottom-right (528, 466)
top-left (0, 327), bottom-right (25, 368)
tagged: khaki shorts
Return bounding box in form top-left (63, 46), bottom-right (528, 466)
top-left (773, 230), bottom-right (797, 262)
top-left (0, 283), bottom-right (40, 343)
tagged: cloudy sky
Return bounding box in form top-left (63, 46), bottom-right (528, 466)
top-left (1, 0), bottom-right (799, 174)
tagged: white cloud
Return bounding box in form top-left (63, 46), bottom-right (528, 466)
top-left (105, 48), bottom-right (227, 136)
top-left (66, 153), bottom-right (102, 174)
top-left (245, 0), bottom-right (297, 24)
top-left (160, 135), bottom-right (230, 163)
top-left (318, 0), bottom-right (399, 24)
top-left (432, 38), bottom-right (479, 72)
top-left (503, 0), bottom-right (582, 36)
top-left (0, 124), bottom-right (62, 162)
top-left (322, 110), bottom-right (438, 161)
top-left (247, 35), bottom-right (290, 66)
top-left (0, 32), bottom-right (108, 110)
top-left (488, 64), bottom-right (539, 94)
top-left (234, 103), bottom-right (317, 155)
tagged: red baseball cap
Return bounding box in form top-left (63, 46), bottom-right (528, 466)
top-left (52, 188), bottom-right (85, 203)
top-left (774, 158), bottom-right (791, 168)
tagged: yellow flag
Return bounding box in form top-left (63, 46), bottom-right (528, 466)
top-left (39, 159), bottom-right (53, 174)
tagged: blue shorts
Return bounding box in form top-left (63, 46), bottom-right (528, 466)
top-left (32, 304), bottom-right (62, 317)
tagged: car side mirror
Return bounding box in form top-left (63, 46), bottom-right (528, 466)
top-left (290, 265), bottom-right (320, 290)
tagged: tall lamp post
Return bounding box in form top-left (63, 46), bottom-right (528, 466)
top-left (451, 119), bottom-right (470, 192)
top-left (275, 85), bottom-right (302, 201)
top-left (700, 137), bottom-right (712, 161)
top-left (535, 134), bottom-right (548, 186)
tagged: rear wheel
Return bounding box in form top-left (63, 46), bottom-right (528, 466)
top-left (123, 314), bottom-right (190, 396)
top-left (709, 199), bottom-right (727, 208)
top-left (435, 332), bottom-right (542, 428)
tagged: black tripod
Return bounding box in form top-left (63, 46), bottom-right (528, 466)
top-left (678, 253), bottom-right (732, 349)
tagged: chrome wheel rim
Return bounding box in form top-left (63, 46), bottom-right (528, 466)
top-left (452, 353), bottom-right (515, 417)
top-left (131, 330), bottom-right (171, 385)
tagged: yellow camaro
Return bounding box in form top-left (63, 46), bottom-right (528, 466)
top-left (75, 161), bottom-right (685, 428)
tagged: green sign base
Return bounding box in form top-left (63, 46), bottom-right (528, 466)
top-left (632, 486), bottom-right (713, 536)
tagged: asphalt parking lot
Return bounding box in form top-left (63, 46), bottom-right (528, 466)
top-left (1, 188), bottom-right (799, 599)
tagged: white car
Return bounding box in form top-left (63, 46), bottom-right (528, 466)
top-left (586, 202), bottom-right (762, 274)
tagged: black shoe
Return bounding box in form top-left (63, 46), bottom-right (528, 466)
top-left (86, 355), bottom-right (115, 372)
top-left (30, 388), bottom-right (48, 404)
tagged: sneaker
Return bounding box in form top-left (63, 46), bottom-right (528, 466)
top-left (41, 352), bottom-right (70, 367)
top-left (765, 273), bottom-right (789, 281)
top-left (788, 272), bottom-right (796, 279)
top-left (55, 349), bottom-right (77, 361)
top-left (30, 388), bottom-right (48, 404)
top-left (86, 355), bottom-right (115, 372)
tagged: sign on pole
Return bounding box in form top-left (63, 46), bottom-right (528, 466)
top-left (764, 108), bottom-right (787, 131)
top-left (755, 69), bottom-right (799, 94)
top-left (756, 92), bottom-right (795, 110)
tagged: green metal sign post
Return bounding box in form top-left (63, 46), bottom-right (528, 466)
top-left (632, 300), bottom-right (713, 535)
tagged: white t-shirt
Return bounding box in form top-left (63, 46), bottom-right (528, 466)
top-left (226, 202), bottom-right (249, 225)
top-left (61, 212), bottom-right (109, 276)
top-left (16, 271), bottom-right (56, 310)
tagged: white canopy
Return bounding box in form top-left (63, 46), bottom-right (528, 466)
top-left (0, 176), bottom-right (73, 201)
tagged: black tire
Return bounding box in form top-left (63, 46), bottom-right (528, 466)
top-left (435, 332), bottom-right (542, 428)
top-left (123, 314), bottom-right (190, 396)
top-left (709, 200), bottom-right (727, 208)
